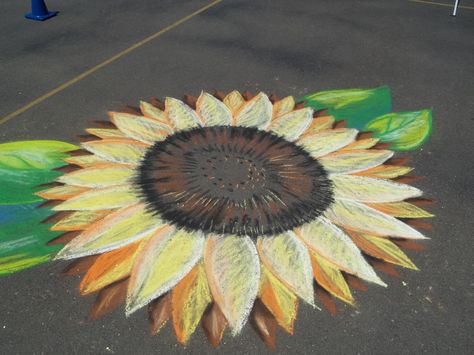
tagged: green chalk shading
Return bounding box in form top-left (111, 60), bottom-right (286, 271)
top-left (0, 254), bottom-right (51, 275)
top-left (0, 203), bottom-right (62, 275)
top-left (0, 140), bottom-right (78, 275)
top-left (364, 110), bottom-right (432, 151)
top-left (0, 140), bottom-right (78, 204)
top-left (300, 86), bottom-right (392, 129)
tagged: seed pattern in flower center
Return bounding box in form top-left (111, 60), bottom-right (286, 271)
top-left (137, 126), bottom-right (333, 237)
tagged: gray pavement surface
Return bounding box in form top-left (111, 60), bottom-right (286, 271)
top-left (1, 0), bottom-right (473, 354)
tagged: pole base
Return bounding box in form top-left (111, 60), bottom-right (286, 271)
top-left (25, 11), bottom-right (58, 21)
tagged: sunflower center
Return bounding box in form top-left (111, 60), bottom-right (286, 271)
top-left (137, 126), bottom-right (333, 237)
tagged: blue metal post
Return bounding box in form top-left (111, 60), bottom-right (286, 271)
top-left (25, 0), bottom-right (58, 21)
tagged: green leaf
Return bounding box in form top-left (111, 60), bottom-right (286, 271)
top-left (0, 203), bottom-right (62, 276)
top-left (364, 110), bottom-right (432, 151)
top-left (0, 140), bottom-right (78, 204)
top-left (300, 86), bottom-right (392, 129)
top-left (0, 140), bottom-right (78, 169)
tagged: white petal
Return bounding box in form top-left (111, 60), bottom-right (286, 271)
top-left (165, 97), bottom-right (202, 130)
top-left (258, 232), bottom-right (315, 305)
top-left (53, 185), bottom-right (138, 211)
top-left (269, 108), bottom-right (314, 141)
top-left (196, 92), bottom-right (232, 126)
top-left (320, 150), bottom-right (393, 175)
top-left (325, 199), bottom-right (427, 239)
top-left (126, 228), bottom-right (205, 315)
top-left (234, 93), bottom-right (272, 129)
top-left (82, 139), bottom-right (147, 165)
top-left (297, 217), bottom-right (386, 286)
top-left (272, 96), bottom-right (295, 118)
top-left (110, 112), bottom-right (172, 144)
top-left (298, 129), bottom-right (358, 157)
top-left (204, 235), bottom-right (260, 335)
top-left (331, 174), bottom-right (422, 203)
top-left (55, 204), bottom-right (162, 259)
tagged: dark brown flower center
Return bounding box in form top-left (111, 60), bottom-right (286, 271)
top-left (137, 126), bottom-right (333, 237)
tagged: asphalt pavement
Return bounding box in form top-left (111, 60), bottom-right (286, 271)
top-left (0, 0), bottom-right (473, 354)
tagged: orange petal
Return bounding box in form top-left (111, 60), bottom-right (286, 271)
top-left (259, 266), bottom-right (298, 334)
top-left (80, 240), bottom-right (143, 295)
top-left (172, 263), bottom-right (211, 345)
top-left (310, 254), bottom-right (353, 304)
top-left (354, 165), bottom-right (413, 179)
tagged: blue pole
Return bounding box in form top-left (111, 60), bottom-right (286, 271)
top-left (25, 0), bottom-right (58, 21)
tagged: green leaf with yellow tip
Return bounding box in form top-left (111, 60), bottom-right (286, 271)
top-left (364, 110), bottom-right (432, 151)
top-left (0, 140), bottom-right (78, 204)
top-left (300, 86), bottom-right (392, 129)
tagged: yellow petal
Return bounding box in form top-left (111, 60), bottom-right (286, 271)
top-left (51, 210), bottom-right (110, 231)
top-left (110, 112), bottom-right (172, 144)
top-left (139, 101), bottom-right (170, 125)
top-left (64, 155), bottom-right (109, 168)
top-left (257, 232), bottom-right (315, 305)
top-left (331, 175), bottom-right (422, 203)
top-left (269, 108), bottom-right (314, 141)
top-left (272, 96), bottom-right (295, 118)
top-left (55, 204), bottom-right (162, 259)
top-left (126, 228), bottom-right (204, 315)
top-left (367, 201), bottom-right (434, 218)
top-left (301, 116), bottom-right (335, 136)
top-left (350, 233), bottom-right (418, 270)
top-left (204, 235), bottom-right (260, 335)
top-left (165, 97), bottom-right (202, 130)
top-left (325, 199), bottom-right (427, 239)
top-left (259, 266), bottom-right (298, 334)
top-left (58, 164), bottom-right (135, 188)
top-left (297, 217), bottom-right (385, 286)
top-left (319, 149), bottom-right (393, 175)
top-left (223, 91), bottom-right (245, 114)
top-left (354, 165), bottom-right (413, 179)
top-left (196, 92), bottom-right (232, 126)
top-left (298, 128), bottom-right (358, 158)
top-left (36, 185), bottom-right (89, 200)
top-left (172, 263), bottom-right (212, 344)
top-left (53, 185), bottom-right (138, 211)
top-left (86, 128), bottom-right (126, 139)
top-left (311, 253), bottom-right (353, 304)
top-left (82, 139), bottom-right (148, 165)
top-left (343, 138), bottom-right (380, 150)
top-left (234, 93), bottom-right (272, 129)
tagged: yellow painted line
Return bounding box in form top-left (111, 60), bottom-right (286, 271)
top-left (0, 0), bottom-right (222, 126)
top-left (409, 0), bottom-right (474, 10)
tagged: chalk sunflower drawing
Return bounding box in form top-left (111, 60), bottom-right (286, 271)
top-left (1, 88), bottom-right (434, 348)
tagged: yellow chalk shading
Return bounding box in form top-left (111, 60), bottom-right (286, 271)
top-left (272, 96), bottom-right (295, 118)
top-left (82, 139), bottom-right (148, 165)
top-left (269, 108), bottom-right (313, 141)
top-left (172, 263), bottom-right (212, 344)
top-left (53, 185), bottom-right (138, 211)
top-left (259, 266), bottom-right (298, 334)
top-left (367, 201), bottom-right (434, 218)
top-left (51, 210), bottom-right (111, 231)
top-left (311, 253), bottom-right (353, 304)
top-left (196, 92), bottom-right (232, 126)
top-left (126, 228), bottom-right (204, 315)
top-left (350, 232), bottom-right (418, 270)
